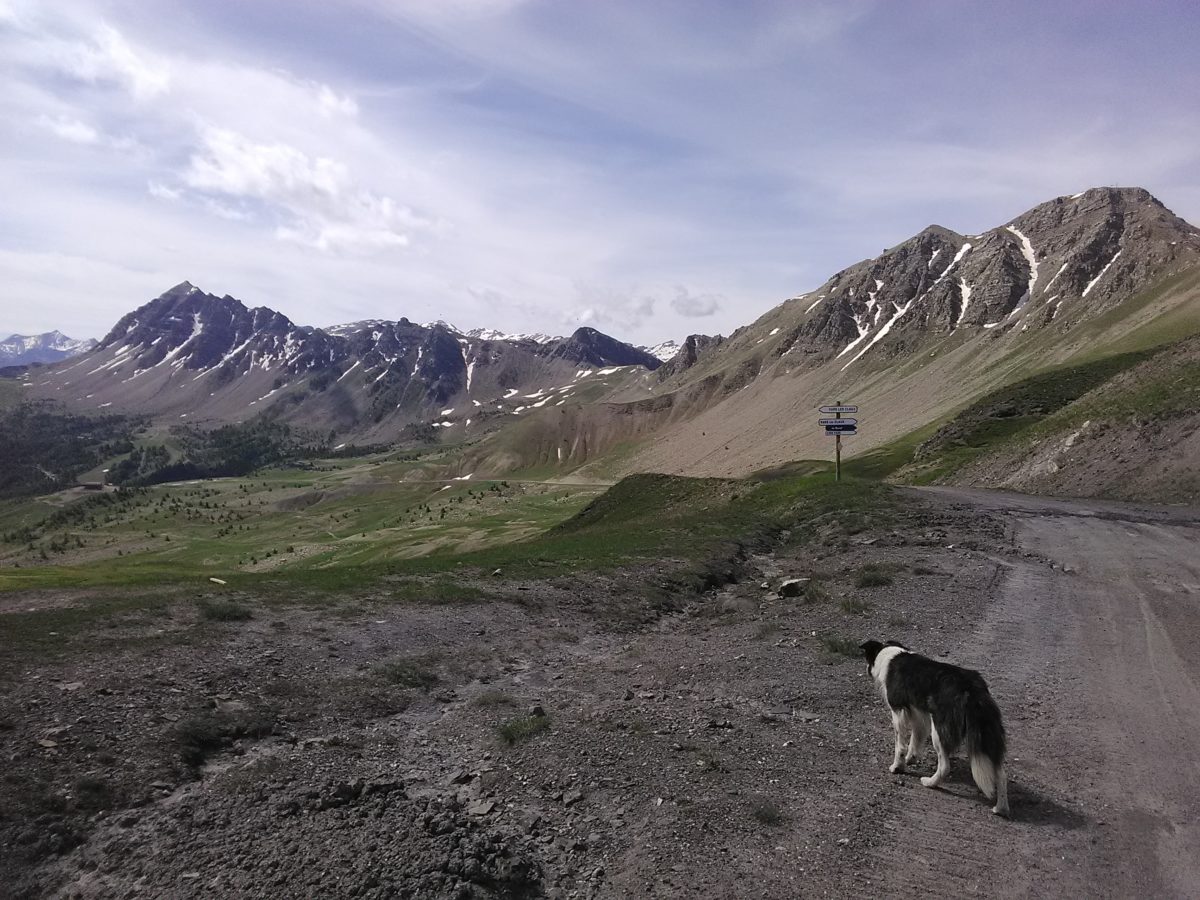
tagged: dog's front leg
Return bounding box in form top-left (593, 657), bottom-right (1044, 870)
top-left (889, 709), bottom-right (909, 773)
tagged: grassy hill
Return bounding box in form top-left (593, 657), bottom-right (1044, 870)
top-left (887, 336), bottom-right (1200, 501)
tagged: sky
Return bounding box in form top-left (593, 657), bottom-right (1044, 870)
top-left (2, 1), bottom-right (1199, 345)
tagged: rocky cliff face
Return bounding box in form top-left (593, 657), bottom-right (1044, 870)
top-left (655, 334), bottom-right (725, 380)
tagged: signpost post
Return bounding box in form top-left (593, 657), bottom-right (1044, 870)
top-left (818, 403), bottom-right (859, 481)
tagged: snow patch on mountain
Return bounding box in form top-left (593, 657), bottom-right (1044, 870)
top-left (1083, 250), bottom-right (1123, 297)
top-left (1005, 226), bottom-right (1039, 318)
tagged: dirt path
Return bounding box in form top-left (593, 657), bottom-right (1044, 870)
top-left (872, 487), bottom-right (1200, 898)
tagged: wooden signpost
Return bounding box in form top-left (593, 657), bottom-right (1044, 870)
top-left (818, 402), bottom-right (858, 481)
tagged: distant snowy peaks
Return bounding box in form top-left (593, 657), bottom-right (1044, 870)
top-left (642, 340), bottom-right (681, 362)
top-left (0, 330), bottom-right (97, 365)
top-left (325, 318), bottom-right (559, 344)
top-left (325, 319), bottom-right (391, 338)
top-left (462, 327), bottom-right (558, 344)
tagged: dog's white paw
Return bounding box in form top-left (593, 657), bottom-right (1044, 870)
top-left (992, 804), bottom-right (1010, 818)
top-left (920, 775), bottom-right (939, 788)
top-left (889, 762), bottom-right (906, 774)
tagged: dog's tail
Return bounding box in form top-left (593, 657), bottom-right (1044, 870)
top-left (964, 679), bottom-right (1009, 816)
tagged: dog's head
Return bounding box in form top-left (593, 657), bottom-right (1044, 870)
top-left (859, 639), bottom-right (908, 675)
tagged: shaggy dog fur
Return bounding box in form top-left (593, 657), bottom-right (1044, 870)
top-left (860, 639), bottom-right (1009, 817)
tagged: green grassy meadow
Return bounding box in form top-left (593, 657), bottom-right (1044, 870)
top-left (0, 449), bottom-right (606, 592)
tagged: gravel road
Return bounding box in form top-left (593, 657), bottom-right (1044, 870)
top-left (877, 487), bottom-right (1200, 899)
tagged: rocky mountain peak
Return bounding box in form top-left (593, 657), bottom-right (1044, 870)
top-left (773, 186), bottom-right (1200, 370)
top-left (544, 328), bottom-right (663, 370)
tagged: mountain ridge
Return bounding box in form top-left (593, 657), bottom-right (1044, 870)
top-left (11, 186), bottom-right (1200, 482)
top-left (20, 282), bottom-right (663, 441)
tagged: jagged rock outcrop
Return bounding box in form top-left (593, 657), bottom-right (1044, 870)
top-left (655, 334), bottom-right (725, 380)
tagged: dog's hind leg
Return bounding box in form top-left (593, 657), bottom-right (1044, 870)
top-left (920, 721), bottom-right (951, 789)
top-left (906, 711), bottom-right (929, 766)
top-left (992, 764), bottom-right (1010, 817)
top-left (889, 709), bottom-right (910, 773)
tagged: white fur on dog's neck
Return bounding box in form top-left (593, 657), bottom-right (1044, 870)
top-left (871, 645), bottom-right (909, 702)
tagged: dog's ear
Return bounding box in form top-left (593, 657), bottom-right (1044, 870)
top-left (859, 639), bottom-right (884, 669)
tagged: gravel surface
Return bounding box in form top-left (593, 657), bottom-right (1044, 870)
top-left (2, 488), bottom-right (1198, 898)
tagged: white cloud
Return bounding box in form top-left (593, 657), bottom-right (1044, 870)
top-left (147, 181), bottom-right (181, 201)
top-left (180, 126), bottom-right (427, 253)
top-left (670, 286), bottom-right (722, 318)
top-left (50, 23), bottom-right (170, 100)
top-left (316, 84), bottom-right (358, 118)
top-left (37, 113), bottom-right (99, 144)
top-left (566, 284), bottom-right (656, 333)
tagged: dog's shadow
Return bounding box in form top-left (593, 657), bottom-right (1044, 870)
top-left (913, 759), bottom-right (1087, 829)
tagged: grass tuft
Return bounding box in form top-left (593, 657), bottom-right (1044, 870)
top-left (175, 706), bottom-right (275, 767)
top-left (473, 689), bottom-right (517, 708)
top-left (377, 654), bottom-right (441, 691)
top-left (749, 798), bottom-right (787, 826)
top-left (197, 597), bottom-right (254, 621)
top-left (855, 565), bottom-right (894, 588)
top-left (802, 579), bottom-right (831, 604)
top-left (839, 596), bottom-right (872, 614)
top-left (819, 634), bottom-right (860, 658)
top-left (497, 713), bottom-right (550, 745)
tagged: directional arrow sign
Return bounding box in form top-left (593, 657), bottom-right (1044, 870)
top-left (818, 417), bottom-right (857, 426)
top-left (825, 423), bottom-right (858, 434)
top-left (819, 405), bottom-right (858, 414)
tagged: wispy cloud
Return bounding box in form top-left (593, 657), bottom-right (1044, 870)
top-left (37, 113), bottom-right (99, 144)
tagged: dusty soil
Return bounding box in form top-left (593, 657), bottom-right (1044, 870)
top-left (2, 488), bottom-right (1199, 898)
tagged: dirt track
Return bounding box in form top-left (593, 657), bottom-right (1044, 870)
top-left (885, 487), bottom-right (1200, 898)
top-left (3, 487), bottom-right (1200, 898)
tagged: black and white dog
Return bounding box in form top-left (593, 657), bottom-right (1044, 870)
top-left (860, 640), bottom-right (1009, 817)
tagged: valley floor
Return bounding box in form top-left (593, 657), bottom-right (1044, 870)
top-left (1, 489), bottom-right (1198, 898)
